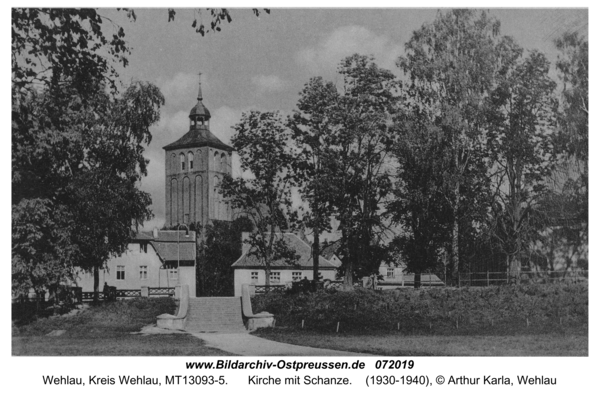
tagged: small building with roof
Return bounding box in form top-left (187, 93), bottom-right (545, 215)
top-left (74, 229), bottom-right (197, 296)
top-left (231, 232), bottom-right (338, 296)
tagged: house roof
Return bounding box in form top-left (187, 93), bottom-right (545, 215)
top-left (151, 241), bottom-right (196, 262)
top-left (232, 233), bottom-right (337, 269)
top-left (162, 126), bottom-right (233, 152)
top-left (321, 239), bottom-right (342, 261)
top-left (132, 230), bottom-right (196, 262)
top-left (140, 230), bottom-right (196, 243)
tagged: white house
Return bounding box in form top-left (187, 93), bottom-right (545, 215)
top-left (232, 232), bottom-right (338, 296)
top-left (74, 229), bottom-right (197, 296)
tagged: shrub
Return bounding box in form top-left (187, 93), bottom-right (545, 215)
top-left (252, 283), bottom-right (587, 335)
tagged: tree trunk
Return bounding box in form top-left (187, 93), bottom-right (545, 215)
top-left (343, 257), bottom-right (353, 290)
top-left (342, 234), bottom-right (354, 290)
top-left (451, 146), bottom-right (460, 285)
top-left (35, 289), bottom-right (44, 315)
top-left (312, 225), bottom-right (320, 291)
top-left (93, 265), bottom-right (99, 303)
top-left (414, 272), bottom-right (421, 289)
top-left (508, 254), bottom-right (521, 279)
top-left (265, 266), bottom-right (271, 287)
top-left (451, 189), bottom-right (460, 284)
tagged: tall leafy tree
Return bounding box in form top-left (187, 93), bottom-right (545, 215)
top-left (397, 10), bottom-right (500, 281)
top-left (309, 55), bottom-right (399, 287)
top-left (220, 111), bottom-right (299, 286)
top-left (12, 9), bottom-right (164, 301)
top-left (289, 77), bottom-right (338, 288)
top-left (485, 38), bottom-right (558, 276)
top-left (554, 32), bottom-right (588, 165)
top-left (388, 103), bottom-right (452, 285)
top-left (553, 31), bottom-right (588, 260)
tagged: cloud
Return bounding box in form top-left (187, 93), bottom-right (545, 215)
top-left (251, 75), bottom-right (288, 93)
top-left (156, 73), bottom-right (197, 110)
top-left (296, 25), bottom-right (402, 74)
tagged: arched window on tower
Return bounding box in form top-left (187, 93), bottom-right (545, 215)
top-left (213, 151), bottom-right (219, 171)
top-left (220, 153), bottom-right (226, 172)
top-left (188, 152), bottom-right (194, 170)
top-left (171, 153), bottom-right (176, 173)
top-left (213, 175), bottom-right (220, 218)
top-left (180, 153), bottom-right (185, 171)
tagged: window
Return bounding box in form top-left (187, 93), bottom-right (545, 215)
top-left (116, 265), bottom-right (125, 280)
top-left (387, 268), bottom-right (394, 278)
top-left (269, 271), bottom-right (280, 284)
top-left (188, 152), bottom-right (194, 170)
top-left (169, 269), bottom-right (178, 280)
top-left (221, 153), bottom-right (226, 172)
top-left (251, 272), bottom-right (258, 284)
top-left (140, 266), bottom-right (148, 280)
top-left (292, 272), bottom-right (302, 282)
top-left (180, 153), bottom-right (185, 171)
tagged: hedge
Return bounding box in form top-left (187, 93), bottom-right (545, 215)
top-left (252, 283), bottom-right (588, 335)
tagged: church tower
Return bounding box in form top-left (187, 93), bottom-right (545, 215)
top-left (163, 74), bottom-right (233, 227)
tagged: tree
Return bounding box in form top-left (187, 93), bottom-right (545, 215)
top-left (12, 9), bottom-right (164, 301)
top-left (12, 79), bottom-right (164, 300)
top-left (12, 8), bottom-right (270, 95)
top-left (552, 31), bottom-right (588, 266)
top-left (166, 8), bottom-right (270, 36)
top-left (554, 32), bottom-right (588, 164)
top-left (485, 39), bottom-right (558, 277)
top-left (12, 199), bottom-right (77, 308)
top-left (388, 103), bottom-right (452, 286)
top-left (220, 112), bottom-right (299, 286)
top-left (196, 218), bottom-right (253, 296)
top-left (289, 77), bottom-right (338, 288)
top-left (398, 10), bottom-right (501, 282)
top-left (301, 55), bottom-right (399, 287)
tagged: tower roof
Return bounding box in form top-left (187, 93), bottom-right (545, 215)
top-left (163, 127), bottom-right (233, 152)
top-left (189, 102), bottom-right (211, 118)
top-left (163, 73), bottom-right (233, 152)
top-left (189, 72), bottom-right (211, 120)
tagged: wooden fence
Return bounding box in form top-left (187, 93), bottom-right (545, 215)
top-left (76, 287), bottom-right (174, 302)
top-left (457, 270), bottom-right (588, 287)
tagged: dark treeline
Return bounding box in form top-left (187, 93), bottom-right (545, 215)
top-left (222, 10), bottom-right (587, 287)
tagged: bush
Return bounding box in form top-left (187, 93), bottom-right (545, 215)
top-left (13, 297), bottom-right (177, 337)
top-left (252, 283), bottom-right (588, 335)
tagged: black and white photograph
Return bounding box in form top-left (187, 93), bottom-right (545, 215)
top-left (8, 3), bottom-right (593, 391)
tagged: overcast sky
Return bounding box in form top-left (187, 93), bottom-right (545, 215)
top-left (97, 8), bottom-right (588, 231)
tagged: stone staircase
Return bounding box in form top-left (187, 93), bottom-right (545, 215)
top-left (185, 297), bottom-right (246, 333)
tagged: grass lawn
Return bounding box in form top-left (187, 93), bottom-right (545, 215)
top-left (12, 298), bottom-right (234, 356)
top-left (253, 328), bottom-right (588, 356)
top-left (12, 333), bottom-right (233, 356)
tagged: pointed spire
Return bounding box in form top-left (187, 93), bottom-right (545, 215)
top-left (197, 72), bottom-right (203, 102)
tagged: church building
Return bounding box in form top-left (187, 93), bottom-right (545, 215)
top-left (163, 75), bottom-right (233, 227)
